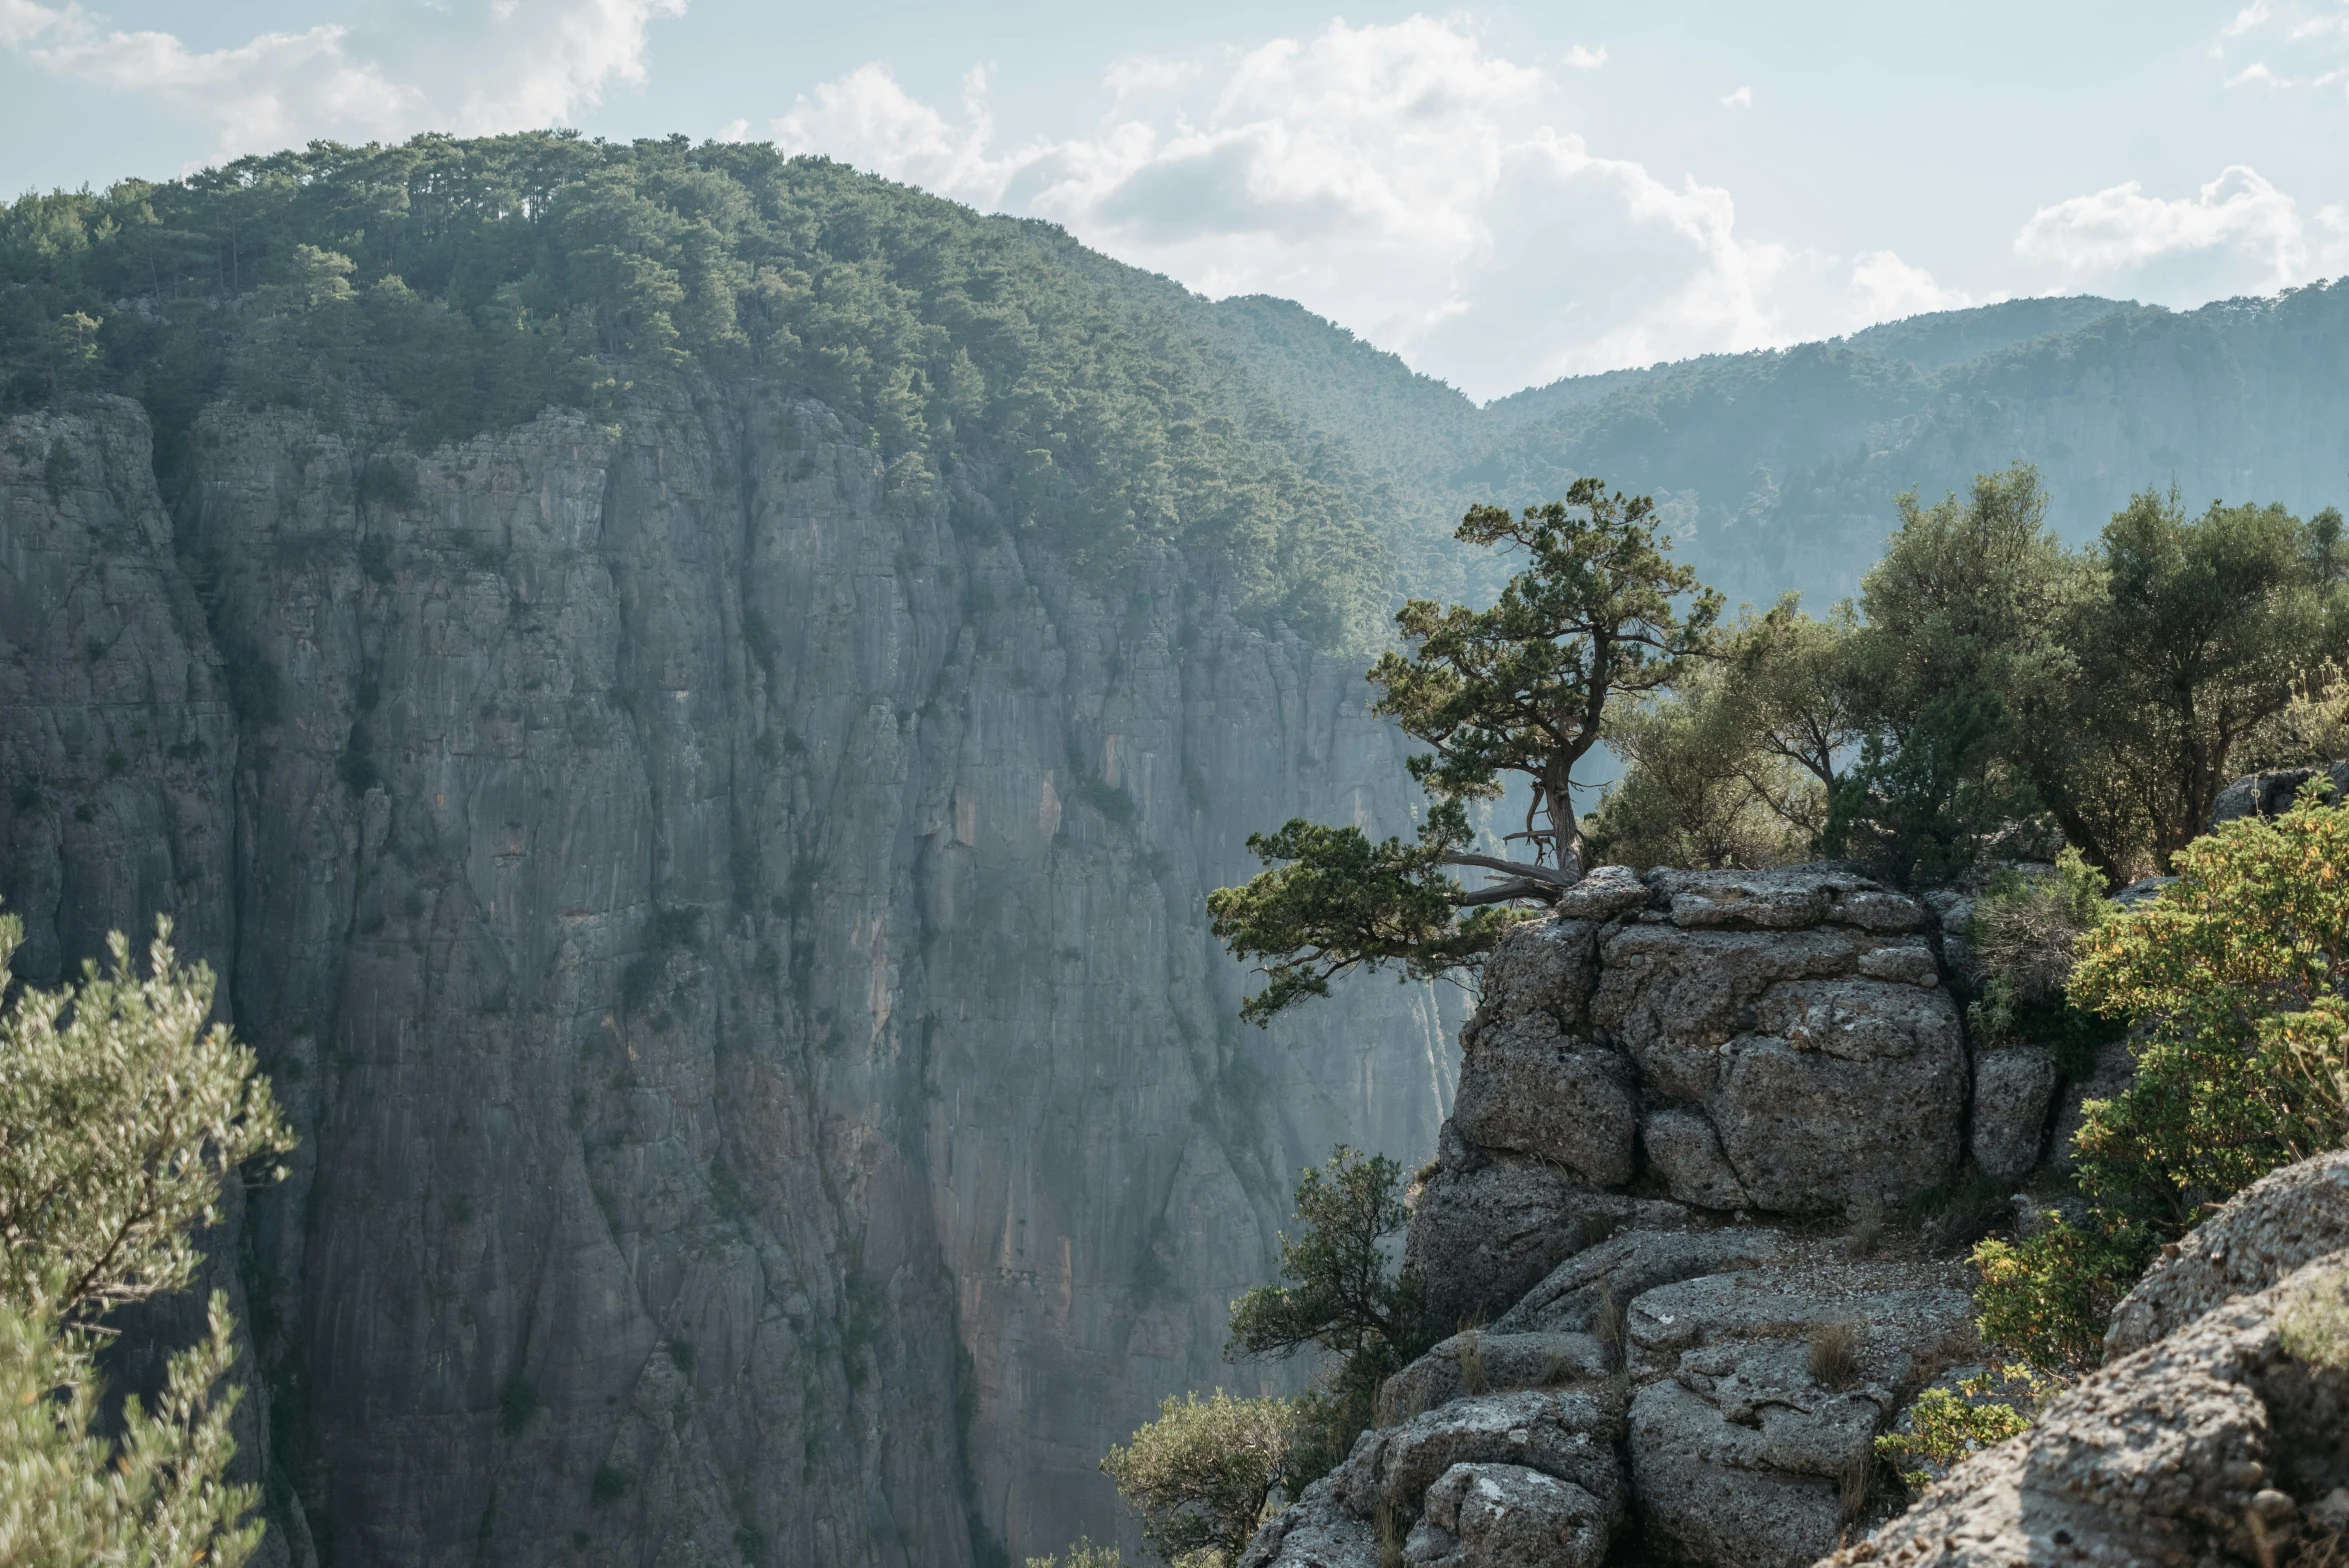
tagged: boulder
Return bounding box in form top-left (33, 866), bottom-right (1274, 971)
top-left (1329, 1389), bottom-right (1625, 1528)
top-left (2104, 1148), bottom-right (2349, 1357)
top-left (1380, 1330), bottom-right (1611, 1424)
top-left (1403, 1462), bottom-right (1614, 1568)
top-left (1470, 915), bottom-right (1604, 1033)
top-left (2046, 1038), bottom-right (2134, 1176)
top-left (1621, 1259), bottom-right (1977, 1568)
top-left (1590, 886), bottom-right (1965, 1214)
top-left (1406, 1136), bottom-right (1683, 1330)
top-left (1816, 1252), bottom-right (2349, 1568)
top-left (1234, 1476), bottom-right (1379, 1568)
top-left (1450, 1015), bottom-right (1638, 1187)
top-left (1968, 1046), bottom-right (2059, 1185)
top-left (1549, 863), bottom-right (1653, 922)
top-left (2208, 759), bottom-right (2349, 830)
top-left (1493, 1227), bottom-right (1785, 1334)
top-left (1643, 866), bottom-right (1929, 933)
top-left (1641, 1107), bottom-right (1751, 1210)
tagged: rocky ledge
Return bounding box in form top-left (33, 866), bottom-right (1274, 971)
top-left (1232, 857), bottom-right (2349, 1568)
top-left (1243, 864), bottom-right (2033, 1568)
top-left (1822, 1149), bottom-right (2349, 1568)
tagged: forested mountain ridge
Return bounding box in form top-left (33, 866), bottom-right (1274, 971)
top-left (1198, 280), bottom-right (2348, 614)
top-left (0, 133), bottom-right (1389, 644)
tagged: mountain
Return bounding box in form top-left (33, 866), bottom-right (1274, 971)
top-left (0, 136), bottom-right (1460, 1568)
top-left (3, 132), bottom-right (2345, 1568)
top-left (1209, 282), bottom-right (2349, 615)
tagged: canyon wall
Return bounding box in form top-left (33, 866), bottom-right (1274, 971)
top-left (0, 389), bottom-right (1460, 1566)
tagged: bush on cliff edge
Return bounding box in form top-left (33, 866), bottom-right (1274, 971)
top-left (1973, 795), bottom-right (2349, 1368)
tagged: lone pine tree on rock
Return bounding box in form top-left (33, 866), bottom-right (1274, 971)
top-left (1209, 479), bottom-right (1721, 1022)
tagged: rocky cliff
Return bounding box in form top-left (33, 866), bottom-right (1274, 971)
top-left (1239, 864), bottom-right (2047, 1568)
top-left (0, 389), bottom-right (1461, 1565)
top-left (1821, 1150), bottom-right (2349, 1568)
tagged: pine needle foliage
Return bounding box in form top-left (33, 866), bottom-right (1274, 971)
top-left (0, 905), bottom-right (296, 1567)
top-left (0, 134), bottom-right (1385, 645)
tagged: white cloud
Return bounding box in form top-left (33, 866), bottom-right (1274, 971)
top-left (0, 0), bottom-right (685, 162)
top-left (1720, 85), bottom-right (1752, 108)
top-left (2208, 0), bottom-right (2349, 92)
top-left (2224, 1), bottom-right (2275, 36)
top-left (771, 18), bottom-right (1972, 398)
top-left (1849, 250), bottom-right (1975, 318)
top-left (1561, 44), bottom-right (1607, 70)
top-left (2014, 165), bottom-right (2349, 298)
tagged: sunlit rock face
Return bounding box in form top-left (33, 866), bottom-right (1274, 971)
top-left (1407, 866), bottom-right (1967, 1328)
top-left (0, 391), bottom-right (1461, 1567)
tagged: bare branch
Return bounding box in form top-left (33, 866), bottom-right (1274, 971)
top-left (1440, 852), bottom-right (1573, 886)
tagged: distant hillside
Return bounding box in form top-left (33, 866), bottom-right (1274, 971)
top-left (1202, 284), bottom-right (2349, 614)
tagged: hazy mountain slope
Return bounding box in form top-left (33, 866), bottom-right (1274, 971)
top-left (0, 138), bottom-right (1462, 1568)
top-left (1459, 284), bottom-right (2349, 608)
top-left (1839, 294), bottom-right (2140, 372)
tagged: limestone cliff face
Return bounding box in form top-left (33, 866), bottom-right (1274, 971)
top-left (0, 391), bottom-right (1459, 1565)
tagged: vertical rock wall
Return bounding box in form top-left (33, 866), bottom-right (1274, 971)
top-left (0, 391), bottom-right (1459, 1566)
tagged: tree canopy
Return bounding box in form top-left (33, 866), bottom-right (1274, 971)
top-left (1593, 466), bottom-right (2349, 886)
top-left (0, 132), bottom-right (1386, 644)
top-left (1209, 480), bottom-right (1718, 1021)
top-left (0, 907), bottom-right (296, 1567)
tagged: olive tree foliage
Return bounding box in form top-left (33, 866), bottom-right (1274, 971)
top-left (1100, 1392), bottom-right (1296, 1568)
top-left (1209, 480), bottom-right (1721, 1021)
top-left (1586, 665), bottom-right (1811, 871)
top-left (1588, 596), bottom-right (1859, 869)
top-left (1826, 465), bottom-right (2084, 886)
top-left (1813, 471), bottom-right (2347, 886)
top-left (1972, 797), bottom-right (2349, 1368)
top-left (0, 906), bottom-right (296, 1568)
top-left (2040, 493), bottom-right (2348, 873)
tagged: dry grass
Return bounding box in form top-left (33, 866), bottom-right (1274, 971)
top-left (1809, 1321), bottom-right (1864, 1391)
top-left (2280, 1268), bottom-right (2349, 1371)
top-left (1838, 1450), bottom-right (1877, 1524)
top-left (1594, 1284), bottom-right (1625, 1367)
top-left (1457, 1330), bottom-right (1490, 1395)
top-left (1375, 1498), bottom-right (1403, 1568)
top-left (1846, 1199), bottom-right (1884, 1260)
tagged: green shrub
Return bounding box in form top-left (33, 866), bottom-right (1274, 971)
top-left (1964, 847), bottom-right (2118, 1070)
top-left (1970, 797), bottom-right (2349, 1369)
top-left (1874, 1366), bottom-right (2050, 1489)
top-left (2068, 797), bottom-right (2349, 1223)
top-left (1101, 1391), bottom-right (1295, 1568)
top-left (1024, 1539), bottom-right (1122, 1568)
top-left (1225, 1148), bottom-right (1439, 1488)
top-left (1971, 1216), bottom-right (2154, 1371)
top-left (1024, 1537), bottom-right (1122, 1568)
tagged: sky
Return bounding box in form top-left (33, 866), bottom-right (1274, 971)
top-left (3, 1), bottom-right (2346, 401)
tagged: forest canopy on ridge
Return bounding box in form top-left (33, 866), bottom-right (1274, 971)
top-left (0, 131), bottom-right (1387, 645)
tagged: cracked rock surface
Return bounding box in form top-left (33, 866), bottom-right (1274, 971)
top-left (1409, 867), bottom-right (1966, 1323)
top-left (0, 393), bottom-right (1463, 1566)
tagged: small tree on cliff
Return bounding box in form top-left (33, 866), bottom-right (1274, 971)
top-left (1208, 480), bottom-right (1720, 1022)
top-left (0, 905), bottom-right (295, 1567)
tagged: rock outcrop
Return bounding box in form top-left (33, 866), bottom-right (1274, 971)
top-left (1408, 866), bottom-right (1968, 1326)
top-left (1821, 1150), bottom-right (2349, 1568)
top-left (2208, 761), bottom-right (2349, 829)
top-left (0, 393), bottom-right (1462, 1565)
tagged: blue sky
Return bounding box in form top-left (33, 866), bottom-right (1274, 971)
top-left (4, 1), bottom-right (2345, 399)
